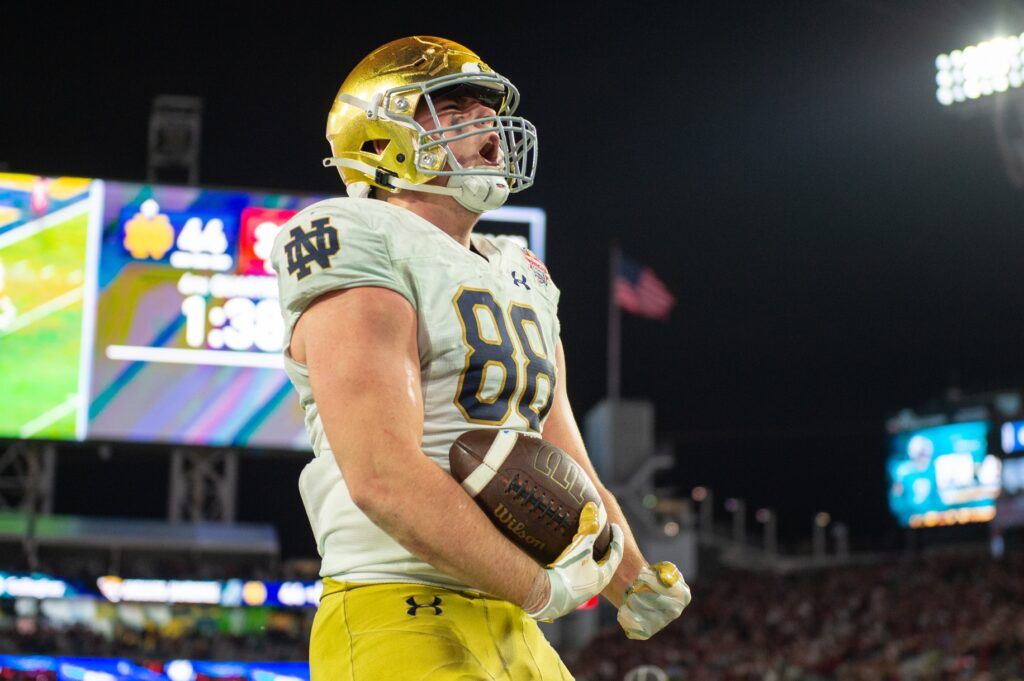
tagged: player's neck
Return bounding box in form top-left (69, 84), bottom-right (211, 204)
top-left (384, 190), bottom-right (479, 249)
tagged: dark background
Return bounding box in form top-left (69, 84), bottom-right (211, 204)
top-left (6, 1), bottom-right (1024, 557)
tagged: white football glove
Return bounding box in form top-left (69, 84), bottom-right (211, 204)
top-left (616, 561), bottom-right (691, 640)
top-left (526, 501), bottom-right (624, 622)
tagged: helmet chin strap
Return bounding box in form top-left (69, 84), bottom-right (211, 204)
top-left (444, 173), bottom-right (510, 213)
top-left (323, 157), bottom-right (509, 214)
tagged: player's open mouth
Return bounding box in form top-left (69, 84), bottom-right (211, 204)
top-left (479, 135), bottom-right (501, 166)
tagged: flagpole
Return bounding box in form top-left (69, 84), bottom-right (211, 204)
top-left (607, 241), bottom-right (622, 402)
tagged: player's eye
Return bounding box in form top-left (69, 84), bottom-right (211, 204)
top-left (437, 110), bottom-right (462, 126)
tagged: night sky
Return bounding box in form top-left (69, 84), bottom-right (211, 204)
top-left (7, 2), bottom-right (1024, 556)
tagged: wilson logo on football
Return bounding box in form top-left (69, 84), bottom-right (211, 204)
top-left (492, 502), bottom-right (547, 553)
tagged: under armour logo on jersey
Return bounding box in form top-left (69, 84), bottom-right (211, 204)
top-left (285, 217), bottom-right (339, 280)
top-left (511, 271), bottom-right (531, 290)
top-left (406, 596), bottom-right (443, 616)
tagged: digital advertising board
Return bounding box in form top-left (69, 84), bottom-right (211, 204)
top-left (887, 421), bottom-right (1002, 528)
top-left (0, 656), bottom-right (310, 681)
top-left (0, 171), bottom-right (547, 451)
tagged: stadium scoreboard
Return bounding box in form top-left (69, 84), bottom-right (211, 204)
top-left (0, 172), bottom-right (546, 450)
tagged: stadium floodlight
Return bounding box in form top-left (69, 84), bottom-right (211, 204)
top-left (936, 34), bottom-right (1024, 105)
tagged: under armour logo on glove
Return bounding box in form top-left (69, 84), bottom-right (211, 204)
top-left (285, 217), bottom-right (339, 280)
top-left (406, 596), bottom-right (443, 616)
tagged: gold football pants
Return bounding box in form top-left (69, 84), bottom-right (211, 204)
top-left (310, 578), bottom-right (574, 681)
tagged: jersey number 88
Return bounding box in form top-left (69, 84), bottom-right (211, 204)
top-left (453, 288), bottom-right (555, 432)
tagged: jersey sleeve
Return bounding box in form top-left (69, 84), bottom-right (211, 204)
top-left (272, 201), bottom-right (415, 343)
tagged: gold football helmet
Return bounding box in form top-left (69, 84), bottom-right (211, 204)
top-left (323, 36), bottom-right (538, 213)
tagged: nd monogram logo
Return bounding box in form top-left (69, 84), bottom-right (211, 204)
top-left (406, 595), bottom-right (443, 616)
top-left (285, 217), bottom-right (339, 280)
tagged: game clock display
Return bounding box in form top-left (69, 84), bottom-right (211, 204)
top-left (0, 172), bottom-right (548, 450)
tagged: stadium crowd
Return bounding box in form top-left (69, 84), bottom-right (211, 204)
top-left (0, 606), bottom-right (310, 662)
top-left (2, 549), bottom-right (1023, 679)
top-left (566, 550), bottom-right (1024, 681)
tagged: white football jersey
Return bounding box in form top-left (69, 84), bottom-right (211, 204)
top-left (271, 198), bottom-right (561, 589)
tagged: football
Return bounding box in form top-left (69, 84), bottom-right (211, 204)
top-left (449, 429), bottom-right (611, 566)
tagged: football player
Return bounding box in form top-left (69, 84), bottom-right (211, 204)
top-left (271, 36), bottom-right (690, 680)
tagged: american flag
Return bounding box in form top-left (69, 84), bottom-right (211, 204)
top-left (614, 255), bottom-right (675, 320)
